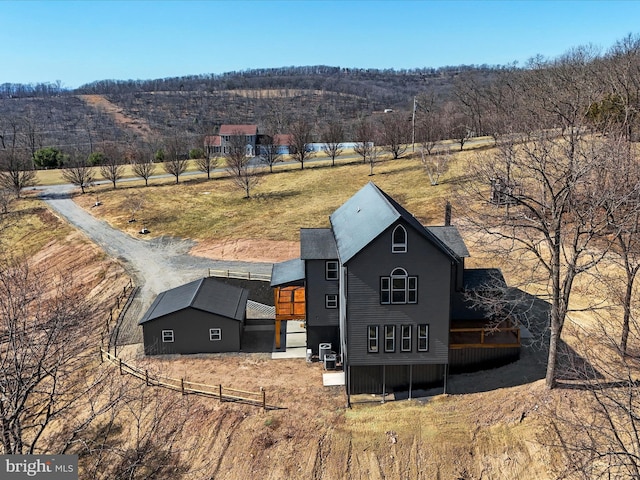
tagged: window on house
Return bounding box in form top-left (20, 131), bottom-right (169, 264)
top-left (326, 261), bottom-right (339, 280)
top-left (418, 324), bottom-right (429, 351)
top-left (209, 328), bottom-right (221, 341)
top-left (367, 325), bottom-right (379, 353)
top-left (384, 325), bottom-right (396, 352)
top-left (381, 268), bottom-right (418, 304)
top-left (392, 225), bottom-right (408, 253)
top-left (325, 294), bottom-right (338, 309)
top-left (401, 325), bottom-right (412, 352)
top-left (162, 330), bottom-right (174, 343)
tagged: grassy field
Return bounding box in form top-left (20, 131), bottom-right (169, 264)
top-left (73, 151), bottom-right (475, 243)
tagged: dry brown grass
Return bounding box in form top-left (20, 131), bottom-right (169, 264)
top-left (73, 151), bottom-right (476, 243)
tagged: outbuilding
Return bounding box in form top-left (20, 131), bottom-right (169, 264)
top-left (140, 277), bottom-right (249, 355)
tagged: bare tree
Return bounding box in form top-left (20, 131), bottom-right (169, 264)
top-left (421, 148), bottom-right (450, 186)
top-left (321, 120), bottom-right (344, 166)
top-left (546, 325), bottom-right (640, 479)
top-left (99, 142), bottom-right (125, 189)
top-left (289, 117), bottom-right (314, 169)
top-left (131, 157), bottom-right (156, 187)
top-left (415, 93), bottom-right (444, 155)
top-left (379, 111), bottom-right (410, 159)
top-left (225, 131), bottom-right (260, 198)
top-left (0, 120), bottom-right (37, 197)
top-left (353, 118), bottom-right (375, 164)
top-left (258, 132), bottom-right (283, 173)
top-left (0, 255), bottom-right (96, 454)
top-left (163, 135), bottom-right (189, 184)
top-left (62, 150), bottom-right (96, 194)
top-left (196, 152), bottom-right (219, 179)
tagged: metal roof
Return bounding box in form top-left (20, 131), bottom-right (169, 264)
top-left (270, 258), bottom-right (305, 287)
top-left (139, 277), bottom-right (249, 324)
top-left (329, 182), bottom-right (461, 263)
top-left (300, 228), bottom-right (337, 259)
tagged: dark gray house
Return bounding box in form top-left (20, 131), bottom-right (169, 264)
top-left (140, 277), bottom-right (249, 355)
top-left (272, 182), bottom-right (520, 398)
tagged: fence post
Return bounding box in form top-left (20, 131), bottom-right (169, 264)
top-left (119, 358), bottom-right (123, 375)
top-left (181, 378), bottom-right (185, 395)
top-left (145, 370), bottom-right (149, 386)
top-left (219, 384), bottom-right (223, 403)
top-left (99, 347), bottom-right (103, 363)
top-left (261, 387), bottom-right (266, 411)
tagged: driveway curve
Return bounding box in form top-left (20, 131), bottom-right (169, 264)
top-left (40, 185), bottom-right (273, 344)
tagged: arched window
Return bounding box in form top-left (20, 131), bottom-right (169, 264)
top-left (380, 267), bottom-right (418, 304)
top-left (392, 225), bottom-right (407, 253)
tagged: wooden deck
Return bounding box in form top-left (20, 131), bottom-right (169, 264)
top-left (449, 319), bottom-right (521, 349)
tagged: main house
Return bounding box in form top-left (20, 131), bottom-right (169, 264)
top-left (271, 182), bottom-right (520, 398)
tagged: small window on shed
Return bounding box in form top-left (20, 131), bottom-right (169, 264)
top-left (162, 330), bottom-right (174, 343)
top-left (392, 225), bottom-right (407, 253)
top-left (209, 328), bottom-right (221, 341)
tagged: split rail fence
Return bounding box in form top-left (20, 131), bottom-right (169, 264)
top-left (98, 278), bottom-right (275, 410)
top-left (100, 349), bottom-right (270, 410)
top-left (208, 268), bottom-right (271, 282)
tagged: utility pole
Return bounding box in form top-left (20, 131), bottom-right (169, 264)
top-left (412, 96), bottom-right (416, 153)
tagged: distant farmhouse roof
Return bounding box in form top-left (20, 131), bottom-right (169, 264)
top-left (204, 135), bottom-right (221, 147)
top-left (139, 277), bottom-right (249, 324)
top-left (329, 182), bottom-right (464, 263)
top-left (219, 124), bottom-right (258, 136)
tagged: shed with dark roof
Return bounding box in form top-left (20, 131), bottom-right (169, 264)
top-left (140, 277), bottom-right (249, 355)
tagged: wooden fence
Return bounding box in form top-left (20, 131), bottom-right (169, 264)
top-left (208, 268), bottom-right (271, 282)
top-left (100, 349), bottom-right (272, 410)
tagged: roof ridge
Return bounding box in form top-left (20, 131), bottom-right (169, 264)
top-left (189, 278), bottom-right (206, 307)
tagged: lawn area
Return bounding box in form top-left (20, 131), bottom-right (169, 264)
top-left (73, 151), bottom-right (476, 243)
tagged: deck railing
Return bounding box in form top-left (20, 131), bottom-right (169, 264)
top-left (449, 326), bottom-right (521, 349)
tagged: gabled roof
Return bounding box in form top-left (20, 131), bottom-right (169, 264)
top-left (271, 258), bottom-right (305, 287)
top-left (219, 124), bottom-right (258, 136)
top-left (428, 226), bottom-right (470, 258)
top-left (300, 228), bottom-right (338, 260)
top-left (204, 135), bottom-right (221, 147)
top-left (139, 277), bottom-right (249, 324)
top-left (329, 182), bottom-right (462, 263)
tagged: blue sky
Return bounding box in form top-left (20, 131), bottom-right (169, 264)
top-left (2, 0), bottom-right (640, 89)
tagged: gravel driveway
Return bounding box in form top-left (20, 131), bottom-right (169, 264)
top-left (40, 185), bottom-right (273, 344)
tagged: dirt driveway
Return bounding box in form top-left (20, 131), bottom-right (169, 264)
top-left (40, 185), bottom-right (273, 344)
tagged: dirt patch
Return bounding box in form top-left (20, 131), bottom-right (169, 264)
top-left (79, 94), bottom-right (153, 141)
top-left (190, 238), bottom-right (300, 263)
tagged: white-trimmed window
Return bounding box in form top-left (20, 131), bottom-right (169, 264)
top-left (384, 325), bottom-right (396, 352)
top-left (381, 268), bottom-right (418, 304)
top-left (325, 294), bottom-right (338, 309)
top-left (326, 261), bottom-right (339, 280)
top-left (162, 330), bottom-right (174, 343)
top-left (392, 225), bottom-right (408, 253)
top-left (401, 325), bottom-right (412, 352)
top-left (209, 328), bottom-right (221, 341)
top-left (418, 324), bottom-right (429, 352)
top-left (368, 325), bottom-right (379, 353)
